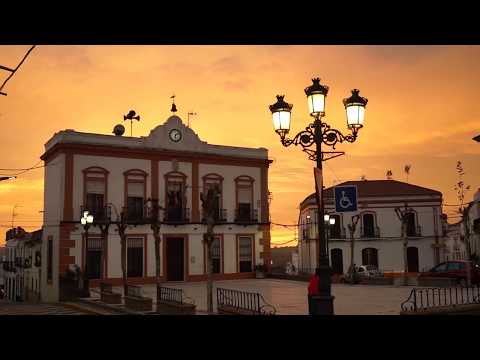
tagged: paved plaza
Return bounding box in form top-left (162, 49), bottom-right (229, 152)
top-left (0, 300), bottom-right (88, 315)
top-left (105, 278), bottom-right (415, 315)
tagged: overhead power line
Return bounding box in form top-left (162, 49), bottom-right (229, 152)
top-left (0, 45), bottom-right (36, 96)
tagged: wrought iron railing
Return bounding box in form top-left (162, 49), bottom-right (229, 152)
top-left (163, 207), bottom-right (190, 223)
top-left (158, 286), bottom-right (195, 305)
top-left (401, 285), bottom-right (480, 312)
top-left (406, 225), bottom-right (422, 237)
top-left (360, 226), bottom-right (381, 238)
top-left (80, 205), bottom-right (112, 223)
top-left (234, 209), bottom-right (259, 224)
top-left (329, 227), bottom-right (347, 239)
top-left (216, 287), bottom-right (276, 315)
top-left (201, 209), bottom-right (227, 223)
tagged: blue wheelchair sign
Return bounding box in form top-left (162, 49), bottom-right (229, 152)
top-left (334, 185), bottom-right (358, 213)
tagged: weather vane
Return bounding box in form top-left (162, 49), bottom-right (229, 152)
top-left (187, 111), bottom-right (197, 128)
top-left (123, 110), bottom-right (140, 137)
top-left (170, 94), bottom-right (177, 113)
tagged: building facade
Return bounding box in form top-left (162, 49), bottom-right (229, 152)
top-left (463, 189), bottom-right (480, 261)
top-left (40, 114), bottom-right (272, 302)
top-left (298, 180), bottom-right (444, 274)
top-left (443, 221), bottom-right (466, 261)
top-left (3, 227), bottom-right (42, 302)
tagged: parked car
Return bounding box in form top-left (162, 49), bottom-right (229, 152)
top-left (340, 265), bottom-right (382, 283)
top-left (418, 260), bottom-right (480, 286)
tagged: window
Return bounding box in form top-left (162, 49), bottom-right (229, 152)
top-left (125, 170), bottom-right (147, 222)
top-left (235, 176), bottom-right (254, 222)
top-left (362, 248), bottom-right (378, 268)
top-left (165, 172), bottom-right (187, 222)
top-left (447, 262), bottom-right (465, 271)
top-left (47, 237), bottom-right (53, 281)
top-left (362, 213), bottom-right (375, 237)
top-left (127, 237), bottom-right (144, 278)
top-left (86, 237), bottom-right (102, 280)
top-left (330, 215), bottom-right (341, 238)
top-left (238, 236), bottom-right (253, 273)
top-left (205, 236), bottom-right (222, 274)
top-left (405, 212), bottom-right (416, 237)
top-left (203, 174), bottom-right (223, 221)
top-left (432, 263), bottom-right (448, 272)
top-left (84, 167), bottom-right (108, 220)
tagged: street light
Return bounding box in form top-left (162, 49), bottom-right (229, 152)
top-left (269, 77), bottom-right (368, 315)
top-left (80, 210), bottom-right (94, 296)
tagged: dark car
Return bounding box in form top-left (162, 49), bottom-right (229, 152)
top-left (419, 260), bottom-right (480, 286)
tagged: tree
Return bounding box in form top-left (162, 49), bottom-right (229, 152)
top-left (395, 204), bottom-right (412, 286)
top-left (97, 214), bottom-right (111, 283)
top-left (200, 184), bottom-right (221, 314)
top-left (454, 161), bottom-right (472, 263)
top-left (146, 198), bottom-right (163, 309)
top-left (113, 208), bottom-right (129, 296)
top-left (404, 164), bottom-right (411, 183)
top-left (347, 215), bottom-right (360, 284)
top-left (386, 170), bottom-right (393, 180)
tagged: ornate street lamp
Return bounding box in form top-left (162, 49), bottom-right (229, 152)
top-left (80, 210), bottom-right (94, 296)
top-left (269, 77), bottom-right (368, 315)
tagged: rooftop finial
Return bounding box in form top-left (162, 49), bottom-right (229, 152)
top-left (170, 94), bottom-right (177, 113)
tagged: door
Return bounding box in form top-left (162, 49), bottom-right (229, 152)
top-left (407, 247), bottom-right (419, 272)
top-left (166, 237), bottom-right (185, 281)
top-left (331, 248), bottom-right (343, 274)
top-left (362, 248), bottom-right (378, 268)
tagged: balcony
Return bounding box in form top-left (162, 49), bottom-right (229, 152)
top-left (164, 207), bottom-right (190, 224)
top-left (201, 209), bottom-right (227, 224)
top-left (406, 225), bottom-right (422, 238)
top-left (80, 205), bottom-right (112, 223)
top-left (360, 226), bottom-right (381, 239)
top-left (329, 227), bottom-right (347, 240)
top-left (234, 208), bottom-right (258, 224)
top-left (3, 261), bottom-right (16, 273)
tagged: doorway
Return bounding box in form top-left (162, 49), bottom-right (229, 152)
top-left (331, 248), bottom-right (344, 274)
top-left (407, 247), bottom-right (419, 272)
top-left (166, 237), bottom-right (185, 281)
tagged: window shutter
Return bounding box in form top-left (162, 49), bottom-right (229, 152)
top-left (128, 182), bottom-right (144, 198)
top-left (86, 180), bottom-right (105, 194)
top-left (238, 188), bottom-right (252, 204)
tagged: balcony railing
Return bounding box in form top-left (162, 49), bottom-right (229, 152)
top-left (234, 208), bottom-right (258, 224)
top-left (201, 209), bottom-right (227, 224)
top-left (3, 261), bottom-right (16, 273)
top-left (360, 226), bottom-right (381, 238)
top-left (164, 207), bottom-right (190, 223)
top-left (406, 225), bottom-right (422, 237)
top-left (329, 227), bottom-right (347, 239)
top-left (80, 205), bottom-right (112, 223)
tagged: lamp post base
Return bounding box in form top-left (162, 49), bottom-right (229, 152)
top-left (310, 295), bottom-right (335, 315)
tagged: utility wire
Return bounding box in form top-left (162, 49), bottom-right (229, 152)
top-left (0, 45), bottom-right (36, 96)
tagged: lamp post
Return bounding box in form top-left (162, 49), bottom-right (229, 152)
top-left (80, 210), bottom-right (94, 296)
top-left (269, 77), bottom-right (368, 315)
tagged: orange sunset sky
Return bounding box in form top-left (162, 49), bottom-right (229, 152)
top-left (0, 45), bottom-right (479, 247)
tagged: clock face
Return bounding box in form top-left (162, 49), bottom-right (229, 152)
top-left (169, 129), bottom-right (182, 142)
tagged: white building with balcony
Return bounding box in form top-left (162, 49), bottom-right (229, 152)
top-left (39, 112), bottom-right (272, 302)
top-left (298, 180), bottom-right (444, 274)
top-left (443, 221), bottom-right (466, 261)
top-left (463, 189), bottom-right (480, 261)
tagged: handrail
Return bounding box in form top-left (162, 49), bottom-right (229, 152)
top-left (401, 285), bottom-right (480, 312)
top-left (159, 286), bottom-right (195, 306)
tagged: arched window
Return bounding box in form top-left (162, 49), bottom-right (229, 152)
top-left (83, 167), bottom-right (109, 221)
top-left (405, 211), bottom-right (419, 237)
top-left (235, 176), bottom-right (255, 222)
top-left (329, 214), bottom-right (342, 238)
top-left (124, 169), bottom-right (148, 222)
top-left (202, 173), bottom-right (225, 222)
top-left (361, 212), bottom-right (377, 238)
top-left (362, 248), bottom-right (378, 268)
top-left (165, 171), bottom-right (188, 222)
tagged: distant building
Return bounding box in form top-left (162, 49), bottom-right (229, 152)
top-left (3, 227), bottom-right (42, 302)
top-left (298, 180), bottom-right (444, 274)
top-left (270, 246), bottom-right (297, 273)
top-left (0, 246), bottom-right (6, 288)
top-left (463, 189), bottom-right (480, 261)
top-left (40, 113), bottom-right (272, 302)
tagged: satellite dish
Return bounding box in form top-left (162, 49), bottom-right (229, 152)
top-left (113, 124), bottom-right (125, 136)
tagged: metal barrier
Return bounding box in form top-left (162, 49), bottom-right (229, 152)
top-left (217, 287), bottom-right (276, 315)
top-left (159, 287), bottom-right (195, 305)
top-left (401, 285), bottom-right (480, 312)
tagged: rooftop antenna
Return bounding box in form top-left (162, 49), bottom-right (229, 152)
top-left (187, 112), bottom-right (197, 128)
top-left (11, 204), bottom-right (22, 229)
top-left (123, 110), bottom-right (140, 137)
top-left (170, 94), bottom-right (177, 113)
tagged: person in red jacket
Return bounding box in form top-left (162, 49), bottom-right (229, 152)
top-left (308, 268), bottom-right (320, 315)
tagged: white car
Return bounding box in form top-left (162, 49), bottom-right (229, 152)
top-left (356, 265), bottom-right (382, 278)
